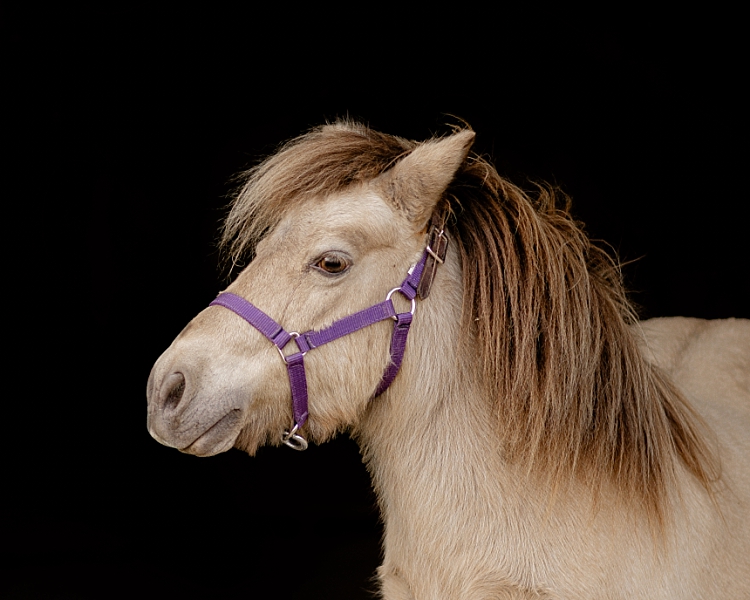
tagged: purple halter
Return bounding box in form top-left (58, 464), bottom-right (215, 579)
top-left (209, 226), bottom-right (448, 450)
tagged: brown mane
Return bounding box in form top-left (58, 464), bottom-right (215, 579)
top-left (222, 120), bottom-right (718, 524)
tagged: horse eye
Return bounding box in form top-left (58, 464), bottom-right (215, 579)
top-left (314, 253), bottom-right (350, 275)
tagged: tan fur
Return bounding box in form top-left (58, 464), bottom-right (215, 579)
top-left (147, 121), bottom-right (750, 598)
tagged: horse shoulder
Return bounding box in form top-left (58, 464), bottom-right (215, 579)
top-left (636, 316), bottom-right (749, 406)
top-left (636, 316), bottom-right (750, 460)
top-left (637, 316), bottom-right (750, 589)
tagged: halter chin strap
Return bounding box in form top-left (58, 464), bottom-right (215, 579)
top-left (209, 225), bottom-right (448, 450)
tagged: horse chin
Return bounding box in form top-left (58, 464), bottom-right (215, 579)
top-left (177, 409), bottom-right (244, 457)
top-left (231, 424), bottom-right (273, 457)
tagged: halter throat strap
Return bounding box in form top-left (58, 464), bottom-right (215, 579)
top-left (209, 226), bottom-right (448, 450)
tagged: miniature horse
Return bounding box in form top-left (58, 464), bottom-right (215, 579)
top-left (147, 122), bottom-right (750, 598)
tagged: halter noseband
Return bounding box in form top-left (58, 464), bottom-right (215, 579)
top-left (209, 225), bottom-right (448, 450)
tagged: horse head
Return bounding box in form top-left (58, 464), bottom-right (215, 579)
top-left (146, 127), bottom-right (474, 457)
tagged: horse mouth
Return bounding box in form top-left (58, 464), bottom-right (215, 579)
top-left (180, 409), bottom-right (243, 457)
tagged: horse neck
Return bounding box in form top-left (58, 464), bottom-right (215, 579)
top-left (351, 252), bottom-right (669, 592)
top-left (355, 252), bottom-right (506, 518)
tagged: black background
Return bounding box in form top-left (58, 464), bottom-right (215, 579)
top-left (5, 8), bottom-right (748, 600)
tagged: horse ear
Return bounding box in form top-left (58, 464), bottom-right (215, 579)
top-left (376, 130), bottom-right (475, 229)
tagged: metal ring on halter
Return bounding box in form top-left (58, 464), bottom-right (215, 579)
top-left (385, 288), bottom-right (417, 320)
top-left (276, 332), bottom-right (306, 364)
top-left (282, 422), bottom-right (308, 451)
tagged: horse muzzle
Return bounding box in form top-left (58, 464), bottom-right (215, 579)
top-left (147, 360), bottom-right (247, 457)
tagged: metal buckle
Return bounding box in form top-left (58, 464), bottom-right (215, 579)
top-left (282, 422), bottom-right (308, 451)
top-left (425, 245), bottom-right (444, 263)
top-left (426, 228), bottom-right (448, 263)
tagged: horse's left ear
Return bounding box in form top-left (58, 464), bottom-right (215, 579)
top-left (376, 130), bottom-right (475, 229)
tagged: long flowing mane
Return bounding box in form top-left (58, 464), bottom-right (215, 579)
top-left (222, 120), bottom-right (717, 524)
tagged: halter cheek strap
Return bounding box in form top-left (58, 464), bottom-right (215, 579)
top-left (209, 227), bottom-right (447, 450)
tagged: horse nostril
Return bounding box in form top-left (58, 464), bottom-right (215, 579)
top-left (162, 372), bottom-right (186, 411)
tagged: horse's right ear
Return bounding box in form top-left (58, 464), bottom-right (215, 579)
top-left (375, 130), bottom-right (475, 229)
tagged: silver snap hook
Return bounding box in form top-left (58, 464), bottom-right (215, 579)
top-left (282, 423), bottom-right (308, 451)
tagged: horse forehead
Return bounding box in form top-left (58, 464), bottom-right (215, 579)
top-left (277, 188), bottom-right (404, 243)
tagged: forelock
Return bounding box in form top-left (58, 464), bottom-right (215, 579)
top-left (221, 120), bottom-right (415, 268)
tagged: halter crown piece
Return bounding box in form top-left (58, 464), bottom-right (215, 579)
top-left (209, 221), bottom-right (449, 450)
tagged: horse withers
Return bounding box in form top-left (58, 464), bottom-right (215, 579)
top-left (147, 122), bottom-right (750, 599)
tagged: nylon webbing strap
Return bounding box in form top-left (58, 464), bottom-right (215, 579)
top-left (297, 301), bottom-right (397, 351)
top-left (285, 353), bottom-right (309, 427)
top-left (209, 293), bottom-right (292, 349)
top-left (372, 311), bottom-right (413, 397)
